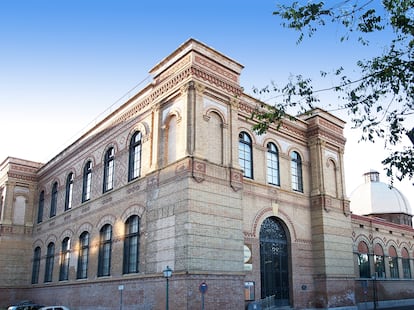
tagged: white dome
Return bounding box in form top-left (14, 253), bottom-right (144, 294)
top-left (350, 170), bottom-right (412, 216)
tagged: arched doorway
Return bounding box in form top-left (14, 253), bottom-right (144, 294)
top-left (260, 217), bottom-right (290, 306)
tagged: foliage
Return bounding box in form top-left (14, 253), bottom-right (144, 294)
top-left (253, 0), bottom-right (414, 184)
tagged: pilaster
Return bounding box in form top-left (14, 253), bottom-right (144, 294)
top-left (2, 181), bottom-right (14, 224)
top-left (229, 98), bottom-right (240, 169)
top-left (182, 81), bottom-right (196, 157)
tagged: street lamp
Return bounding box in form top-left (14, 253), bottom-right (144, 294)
top-left (163, 266), bottom-right (173, 310)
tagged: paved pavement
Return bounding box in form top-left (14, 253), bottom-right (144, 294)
top-left (379, 307), bottom-right (414, 310)
top-left (356, 303), bottom-right (414, 310)
top-left (365, 306), bottom-right (414, 310)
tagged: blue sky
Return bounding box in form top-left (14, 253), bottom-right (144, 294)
top-left (1, 0), bottom-right (413, 206)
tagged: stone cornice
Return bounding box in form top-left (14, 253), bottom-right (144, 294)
top-left (307, 128), bottom-right (347, 146)
top-left (7, 172), bottom-right (37, 182)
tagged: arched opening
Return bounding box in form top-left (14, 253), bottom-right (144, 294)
top-left (260, 217), bottom-right (290, 306)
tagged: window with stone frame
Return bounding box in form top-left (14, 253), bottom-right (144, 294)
top-left (128, 131), bottom-right (142, 181)
top-left (239, 131), bottom-right (253, 179)
top-left (50, 181), bottom-right (58, 217)
top-left (388, 245), bottom-right (400, 279)
top-left (65, 172), bottom-right (74, 211)
top-left (123, 215), bottom-right (140, 274)
top-left (59, 237), bottom-right (70, 281)
top-left (103, 147), bottom-right (115, 193)
top-left (82, 161), bottom-right (92, 202)
top-left (402, 247), bottom-right (411, 279)
top-left (37, 190), bottom-right (44, 223)
top-left (44, 242), bottom-right (55, 283)
top-left (77, 231), bottom-right (89, 279)
top-left (31, 246), bottom-right (41, 284)
top-left (357, 241), bottom-right (371, 278)
top-left (267, 142), bottom-right (280, 186)
top-left (290, 151), bottom-right (303, 192)
top-left (98, 224), bottom-right (112, 277)
top-left (374, 243), bottom-right (386, 278)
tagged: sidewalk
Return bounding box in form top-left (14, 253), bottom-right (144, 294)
top-left (379, 307), bottom-right (414, 310)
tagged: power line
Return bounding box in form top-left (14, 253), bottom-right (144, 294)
top-left (44, 74), bottom-right (152, 162)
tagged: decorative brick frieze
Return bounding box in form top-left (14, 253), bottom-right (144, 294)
top-left (7, 172), bottom-right (37, 182)
top-left (155, 54), bottom-right (192, 84)
top-left (126, 183), bottom-right (140, 194)
top-left (5, 39), bottom-right (414, 310)
top-left (194, 55), bottom-right (238, 83)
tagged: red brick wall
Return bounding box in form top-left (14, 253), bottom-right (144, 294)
top-left (2, 273), bottom-right (244, 310)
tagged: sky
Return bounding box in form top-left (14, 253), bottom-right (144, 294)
top-left (1, 0), bottom-right (413, 208)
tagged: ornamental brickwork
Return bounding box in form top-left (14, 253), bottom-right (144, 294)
top-left (1, 39), bottom-right (413, 310)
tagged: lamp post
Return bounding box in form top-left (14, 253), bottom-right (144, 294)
top-left (163, 266), bottom-right (173, 310)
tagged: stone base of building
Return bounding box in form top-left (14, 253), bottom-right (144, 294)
top-left (313, 276), bottom-right (356, 308)
top-left (1, 273), bottom-right (245, 310)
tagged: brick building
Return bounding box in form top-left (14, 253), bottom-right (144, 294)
top-left (0, 39), bottom-right (413, 309)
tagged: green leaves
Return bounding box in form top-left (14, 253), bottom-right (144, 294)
top-left (274, 1), bottom-right (330, 42)
top-left (255, 0), bottom-right (414, 183)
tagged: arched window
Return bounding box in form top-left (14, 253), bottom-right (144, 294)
top-left (98, 224), bottom-right (112, 277)
top-left (31, 247), bottom-right (41, 284)
top-left (374, 244), bottom-right (385, 278)
top-left (37, 191), bottom-right (44, 224)
top-left (388, 246), bottom-right (399, 278)
top-left (65, 173), bottom-right (74, 211)
top-left (267, 142), bottom-right (280, 186)
top-left (123, 215), bottom-right (140, 274)
top-left (402, 248), bottom-right (411, 279)
top-left (357, 241), bottom-right (370, 278)
top-left (128, 131), bottom-right (142, 181)
top-left (103, 147), bottom-right (115, 193)
top-left (290, 151), bottom-right (303, 192)
top-left (50, 182), bottom-right (58, 217)
top-left (44, 242), bottom-right (55, 283)
top-left (82, 161), bottom-right (92, 202)
top-left (59, 237), bottom-right (70, 281)
top-left (239, 132), bottom-right (253, 179)
top-left (77, 231), bottom-right (89, 279)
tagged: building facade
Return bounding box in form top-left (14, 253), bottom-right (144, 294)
top-left (0, 39), bottom-right (413, 310)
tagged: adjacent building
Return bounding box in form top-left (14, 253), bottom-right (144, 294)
top-left (1, 39), bottom-right (413, 309)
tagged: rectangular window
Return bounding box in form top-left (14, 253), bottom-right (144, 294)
top-left (266, 143), bottom-right (280, 186)
top-left (50, 182), bottom-right (58, 217)
top-left (389, 256), bottom-right (399, 278)
top-left (402, 258), bottom-right (411, 279)
top-left (65, 173), bottom-right (73, 211)
top-left (374, 255), bottom-right (386, 278)
top-left (82, 161), bottom-right (92, 202)
top-left (103, 148), bottom-right (115, 192)
top-left (77, 232), bottom-right (89, 279)
top-left (123, 216), bottom-right (140, 274)
top-left (31, 247), bottom-right (41, 284)
top-left (129, 132), bottom-right (142, 181)
top-left (59, 238), bottom-right (70, 281)
top-left (98, 225), bottom-right (112, 277)
top-left (291, 152), bottom-right (303, 192)
top-left (44, 243), bottom-right (55, 283)
top-left (37, 191), bottom-right (44, 223)
top-left (358, 253), bottom-right (371, 278)
top-left (238, 132), bottom-right (253, 179)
